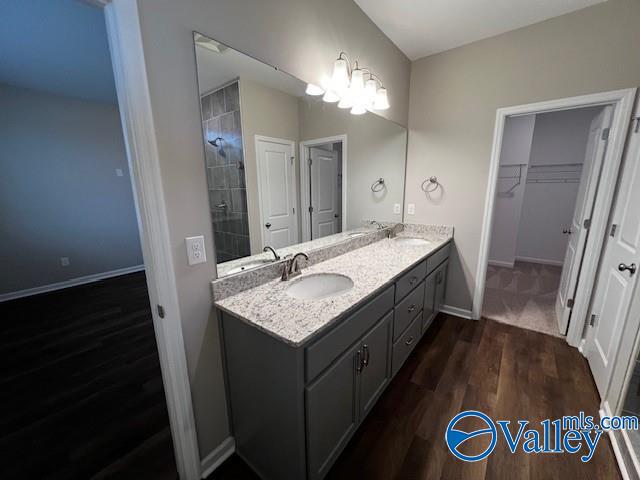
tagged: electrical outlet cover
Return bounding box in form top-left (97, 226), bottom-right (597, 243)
top-left (407, 204), bottom-right (415, 215)
top-left (185, 236), bottom-right (207, 265)
top-left (394, 203), bottom-right (401, 214)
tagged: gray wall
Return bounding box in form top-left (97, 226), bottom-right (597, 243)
top-left (134, 0), bottom-right (410, 458)
top-left (405, 0), bottom-right (640, 312)
top-left (0, 83), bottom-right (142, 295)
top-left (488, 115), bottom-right (535, 267)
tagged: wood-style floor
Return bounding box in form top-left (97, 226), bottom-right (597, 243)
top-left (209, 314), bottom-right (620, 480)
top-left (0, 272), bottom-right (177, 479)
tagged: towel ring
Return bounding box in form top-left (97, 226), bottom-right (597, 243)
top-left (421, 176), bottom-right (440, 193)
top-left (371, 178), bottom-right (385, 192)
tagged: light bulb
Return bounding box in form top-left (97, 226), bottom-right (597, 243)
top-left (338, 91), bottom-right (353, 109)
top-left (365, 79), bottom-right (377, 106)
top-left (350, 104), bottom-right (366, 115)
top-left (373, 87), bottom-right (390, 110)
top-left (350, 68), bottom-right (365, 93)
top-left (331, 58), bottom-right (350, 93)
top-left (305, 83), bottom-right (324, 96)
top-left (322, 90), bottom-right (340, 103)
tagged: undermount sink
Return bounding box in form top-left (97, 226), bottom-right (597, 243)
top-left (285, 273), bottom-right (354, 300)
top-left (227, 259), bottom-right (273, 275)
top-left (393, 237), bottom-right (431, 246)
top-left (348, 231), bottom-right (367, 238)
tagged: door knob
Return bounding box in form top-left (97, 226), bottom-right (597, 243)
top-left (334, 214), bottom-right (339, 218)
top-left (265, 222), bottom-right (271, 229)
top-left (618, 263), bottom-right (637, 276)
top-left (562, 229), bottom-right (568, 234)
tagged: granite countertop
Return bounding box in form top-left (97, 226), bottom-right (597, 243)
top-left (214, 228), bottom-right (452, 347)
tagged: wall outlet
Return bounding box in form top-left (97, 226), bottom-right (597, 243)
top-left (393, 203), bottom-right (401, 214)
top-left (407, 203), bottom-right (415, 215)
top-left (60, 257), bottom-right (70, 267)
top-left (185, 236), bottom-right (207, 265)
top-left (115, 168), bottom-right (124, 177)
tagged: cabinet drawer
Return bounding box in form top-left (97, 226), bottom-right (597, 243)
top-left (392, 313), bottom-right (422, 376)
top-left (306, 285), bottom-right (394, 382)
top-left (395, 260), bottom-right (427, 302)
top-left (393, 281), bottom-right (424, 341)
top-left (426, 242), bottom-right (450, 275)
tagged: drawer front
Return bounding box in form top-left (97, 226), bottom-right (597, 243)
top-left (393, 281), bottom-right (425, 340)
top-left (426, 242), bottom-right (451, 275)
top-left (395, 260), bottom-right (427, 302)
top-left (306, 285), bottom-right (394, 382)
top-left (392, 313), bottom-right (422, 376)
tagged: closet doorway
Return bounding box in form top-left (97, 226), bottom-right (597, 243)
top-left (474, 89), bottom-right (636, 345)
top-left (299, 135), bottom-right (347, 242)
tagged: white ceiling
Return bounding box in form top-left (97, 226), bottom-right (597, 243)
top-left (196, 41), bottom-right (305, 98)
top-left (354, 0), bottom-right (606, 60)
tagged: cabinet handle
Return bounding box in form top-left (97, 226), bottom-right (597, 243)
top-left (405, 336), bottom-right (414, 346)
top-left (363, 344), bottom-right (370, 367)
top-left (409, 276), bottom-right (417, 285)
top-left (408, 304), bottom-right (416, 313)
top-left (356, 350), bottom-right (363, 372)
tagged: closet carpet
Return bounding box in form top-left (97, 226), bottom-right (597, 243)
top-left (482, 261), bottom-right (562, 337)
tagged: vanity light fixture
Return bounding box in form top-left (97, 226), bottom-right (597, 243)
top-left (306, 51), bottom-right (390, 114)
top-left (305, 83), bottom-right (324, 96)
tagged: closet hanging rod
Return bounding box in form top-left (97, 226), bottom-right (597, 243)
top-left (528, 163), bottom-right (583, 168)
top-left (526, 178), bottom-right (580, 184)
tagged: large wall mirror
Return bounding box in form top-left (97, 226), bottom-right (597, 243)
top-left (193, 32), bottom-right (407, 277)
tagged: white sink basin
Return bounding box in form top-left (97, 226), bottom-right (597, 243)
top-left (286, 273), bottom-right (354, 300)
top-left (393, 237), bottom-right (431, 246)
top-left (227, 259), bottom-right (273, 275)
top-left (348, 232), bottom-right (367, 238)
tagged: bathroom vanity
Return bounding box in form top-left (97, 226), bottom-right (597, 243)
top-left (215, 229), bottom-right (451, 480)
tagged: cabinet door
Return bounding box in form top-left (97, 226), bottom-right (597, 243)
top-left (359, 312), bottom-right (392, 419)
top-left (434, 260), bottom-right (449, 313)
top-left (306, 343), bottom-right (360, 479)
top-left (423, 270), bottom-right (437, 332)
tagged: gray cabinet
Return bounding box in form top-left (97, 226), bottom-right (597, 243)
top-left (306, 342), bottom-right (360, 479)
top-left (359, 312), bottom-right (392, 418)
top-left (307, 311), bottom-right (392, 479)
top-left (220, 240), bottom-right (450, 480)
top-left (423, 271), bottom-right (437, 333)
top-left (434, 259), bottom-right (448, 312)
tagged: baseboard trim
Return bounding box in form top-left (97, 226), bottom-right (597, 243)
top-left (0, 265), bottom-right (145, 302)
top-left (200, 437), bottom-right (235, 478)
top-left (600, 405), bottom-right (632, 480)
top-left (488, 259), bottom-right (514, 268)
top-left (515, 256), bottom-right (563, 267)
top-left (440, 305), bottom-right (474, 320)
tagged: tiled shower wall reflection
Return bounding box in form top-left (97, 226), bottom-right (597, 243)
top-left (201, 81), bottom-right (250, 262)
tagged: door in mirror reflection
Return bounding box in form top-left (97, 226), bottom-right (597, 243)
top-left (255, 137), bottom-right (298, 248)
top-left (193, 32), bottom-right (407, 276)
top-left (309, 144), bottom-right (342, 240)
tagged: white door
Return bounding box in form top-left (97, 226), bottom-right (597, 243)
top-left (256, 137), bottom-right (297, 249)
top-left (587, 114), bottom-right (640, 397)
top-left (555, 107), bottom-right (613, 334)
top-left (310, 146), bottom-right (341, 239)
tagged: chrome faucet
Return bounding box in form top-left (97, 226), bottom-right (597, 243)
top-left (370, 220), bottom-right (385, 230)
top-left (281, 252), bottom-right (309, 281)
top-left (263, 245), bottom-right (280, 261)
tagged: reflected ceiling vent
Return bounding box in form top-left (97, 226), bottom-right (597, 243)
top-left (194, 33), bottom-right (228, 54)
